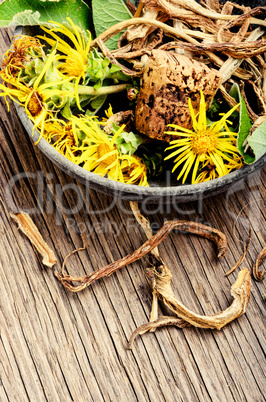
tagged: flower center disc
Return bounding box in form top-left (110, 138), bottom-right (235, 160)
top-left (191, 132), bottom-right (217, 155)
top-left (64, 54), bottom-right (85, 78)
top-left (28, 92), bottom-right (43, 117)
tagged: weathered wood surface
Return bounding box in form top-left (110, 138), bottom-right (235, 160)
top-left (0, 27), bottom-right (265, 402)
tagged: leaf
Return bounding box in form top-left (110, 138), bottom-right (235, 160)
top-left (89, 95), bottom-right (107, 115)
top-left (113, 125), bottom-right (143, 156)
top-left (0, 0), bottom-right (92, 31)
top-left (247, 120), bottom-right (266, 161)
top-left (229, 83), bottom-right (254, 164)
top-left (92, 0), bottom-right (133, 50)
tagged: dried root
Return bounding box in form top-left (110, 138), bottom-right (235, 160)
top-left (92, 1), bottom-right (266, 127)
top-left (11, 207), bottom-right (254, 349)
top-left (61, 234), bottom-right (86, 276)
top-left (10, 212), bottom-right (57, 268)
top-left (54, 219), bottom-right (227, 292)
top-left (253, 246), bottom-right (266, 282)
top-left (127, 203), bottom-right (251, 349)
top-left (225, 226), bottom-right (252, 276)
top-left (127, 316), bottom-right (190, 349)
top-left (128, 268), bottom-right (251, 348)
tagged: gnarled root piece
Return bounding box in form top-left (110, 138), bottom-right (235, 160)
top-left (127, 203), bottom-right (250, 349)
top-left (54, 220), bottom-right (226, 292)
top-left (135, 49), bottom-right (222, 141)
top-left (155, 266), bottom-right (251, 329)
top-left (103, 110), bottom-right (134, 135)
top-left (253, 246), bottom-right (266, 282)
top-left (10, 212), bottom-right (57, 268)
top-left (128, 268), bottom-right (251, 348)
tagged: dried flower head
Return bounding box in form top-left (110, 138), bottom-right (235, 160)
top-left (1, 35), bottom-right (44, 79)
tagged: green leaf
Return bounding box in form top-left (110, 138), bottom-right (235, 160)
top-left (89, 95), bottom-right (107, 114)
top-left (229, 83), bottom-right (254, 164)
top-left (92, 0), bottom-right (132, 50)
top-left (247, 120), bottom-right (266, 161)
top-left (0, 0), bottom-right (92, 31)
top-left (111, 124), bottom-right (143, 156)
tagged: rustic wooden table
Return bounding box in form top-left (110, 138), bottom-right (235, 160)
top-left (0, 28), bottom-right (265, 402)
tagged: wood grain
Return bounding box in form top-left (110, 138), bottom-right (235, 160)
top-left (0, 27), bottom-right (265, 401)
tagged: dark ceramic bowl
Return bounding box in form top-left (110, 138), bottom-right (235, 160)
top-left (14, 26), bottom-right (265, 204)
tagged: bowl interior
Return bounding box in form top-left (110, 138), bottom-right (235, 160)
top-left (13, 25), bottom-right (266, 204)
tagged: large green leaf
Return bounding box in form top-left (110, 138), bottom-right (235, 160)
top-left (92, 0), bottom-right (133, 50)
top-left (229, 83), bottom-right (254, 164)
top-left (247, 120), bottom-right (266, 161)
top-left (0, 0), bottom-right (92, 30)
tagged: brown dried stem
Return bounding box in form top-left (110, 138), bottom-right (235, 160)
top-left (62, 234), bottom-right (86, 276)
top-left (133, 1), bottom-right (144, 18)
top-left (91, 18), bottom-right (202, 48)
top-left (225, 226), bottom-right (252, 276)
top-left (253, 246), bottom-right (266, 282)
top-left (127, 316), bottom-right (190, 349)
top-left (142, 1), bottom-right (266, 26)
top-left (129, 201), bottom-right (159, 257)
top-left (54, 220), bottom-right (227, 292)
top-left (10, 212), bottom-right (57, 268)
top-left (158, 39), bottom-right (266, 60)
top-left (128, 268), bottom-right (251, 348)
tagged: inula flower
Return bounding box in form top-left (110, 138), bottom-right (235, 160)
top-left (70, 115), bottom-right (125, 182)
top-left (40, 18), bottom-right (91, 77)
top-left (39, 18), bottom-right (127, 110)
top-left (39, 18), bottom-right (91, 109)
top-left (0, 48), bottom-right (74, 143)
top-left (43, 119), bottom-right (79, 160)
top-left (1, 35), bottom-right (45, 81)
top-left (164, 91), bottom-right (242, 183)
top-left (121, 155), bottom-right (148, 186)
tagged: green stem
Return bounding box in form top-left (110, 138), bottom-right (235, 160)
top-left (77, 83), bottom-right (127, 96)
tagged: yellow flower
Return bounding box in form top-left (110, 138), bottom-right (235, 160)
top-left (194, 162), bottom-right (218, 183)
top-left (71, 115), bottom-right (125, 182)
top-left (0, 48), bottom-right (74, 143)
top-left (164, 91), bottom-right (241, 183)
top-left (1, 35), bottom-right (44, 79)
top-left (39, 17), bottom-right (91, 109)
top-left (226, 154), bottom-right (244, 172)
top-left (43, 119), bottom-right (79, 160)
top-left (121, 155), bottom-right (149, 186)
top-left (194, 152), bottom-right (244, 183)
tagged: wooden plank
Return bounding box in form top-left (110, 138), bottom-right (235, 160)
top-left (0, 26), bottom-right (265, 402)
